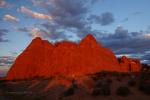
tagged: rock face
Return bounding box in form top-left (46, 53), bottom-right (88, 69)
top-left (5, 34), bottom-right (141, 80)
top-left (118, 56), bottom-right (141, 72)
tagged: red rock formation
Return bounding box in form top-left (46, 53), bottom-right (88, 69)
top-left (119, 56), bottom-right (141, 72)
top-left (6, 37), bottom-right (54, 79)
top-left (5, 34), bottom-right (141, 80)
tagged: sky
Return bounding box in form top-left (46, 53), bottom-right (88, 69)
top-left (0, 0), bottom-right (150, 75)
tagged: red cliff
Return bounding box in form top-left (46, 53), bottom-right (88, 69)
top-left (5, 34), bottom-right (141, 80)
top-left (119, 56), bottom-right (141, 72)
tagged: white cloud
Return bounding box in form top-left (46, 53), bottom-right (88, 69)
top-left (144, 33), bottom-right (150, 38)
top-left (30, 28), bottom-right (48, 38)
top-left (19, 6), bottom-right (52, 20)
top-left (3, 14), bottom-right (19, 23)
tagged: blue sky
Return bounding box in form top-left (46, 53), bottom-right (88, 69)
top-left (0, 0), bottom-right (150, 73)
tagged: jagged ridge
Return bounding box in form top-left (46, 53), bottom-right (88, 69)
top-left (5, 34), bottom-right (141, 80)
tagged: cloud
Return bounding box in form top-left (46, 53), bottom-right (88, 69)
top-left (47, 0), bottom-right (88, 28)
top-left (30, 26), bottom-right (67, 41)
top-left (28, 0), bottom-right (90, 40)
top-left (30, 0), bottom-right (109, 40)
top-left (0, 29), bottom-right (9, 42)
top-left (31, 0), bottom-right (98, 7)
top-left (88, 12), bottom-right (115, 26)
top-left (28, 0), bottom-right (116, 41)
top-left (144, 33), bottom-right (150, 38)
top-left (121, 17), bottom-right (128, 23)
top-left (31, 0), bottom-right (45, 6)
top-left (109, 26), bottom-right (129, 39)
top-left (19, 6), bottom-right (52, 20)
top-left (98, 12), bottom-right (114, 25)
top-left (30, 27), bottom-right (49, 38)
top-left (0, 56), bottom-right (15, 76)
top-left (3, 14), bottom-right (19, 23)
top-left (133, 11), bottom-right (142, 15)
top-left (0, 0), bottom-right (6, 7)
top-left (0, 0), bottom-right (12, 8)
top-left (95, 26), bottom-right (150, 64)
top-left (30, 28), bottom-right (44, 38)
top-left (90, 0), bottom-right (100, 4)
top-left (115, 48), bottom-right (136, 55)
top-left (16, 27), bottom-right (29, 32)
top-left (141, 52), bottom-right (150, 64)
top-left (101, 27), bottom-right (149, 51)
top-left (0, 56), bottom-right (14, 66)
top-left (41, 22), bottom-right (67, 40)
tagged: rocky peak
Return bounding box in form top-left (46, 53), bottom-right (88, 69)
top-left (79, 34), bottom-right (102, 48)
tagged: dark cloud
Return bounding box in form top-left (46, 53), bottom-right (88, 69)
top-left (115, 48), bottom-right (136, 55)
top-left (133, 11), bottom-right (142, 15)
top-left (109, 26), bottom-right (129, 39)
top-left (90, 0), bottom-right (107, 4)
top-left (101, 27), bottom-right (149, 51)
top-left (100, 12), bottom-right (115, 25)
top-left (0, 56), bottom-right (14, 66)
top-left (41, 22), bottom-right (69, 40)
top-left (95, 26), bottom-right (150, 64)
top-left (102, 37), bottom-right (149, 53)
top-left (30, 0), bottom-right (114, 40)
top-left (142, 53), bottom-right (150, 61)
top-left (29, 0), bottom-right (148, 64)
top-left (88, 12), bottom-right (115, 26)
top-left (0, 56), bottom-right (14, 77)
top-left (16, 27), bottom-right (29, 32)
top-left (46, 0), bottom-right (89, 32)
top-left (141, 52), bottom-right (150, 64)
top-left (30, 0), bottom-right (90, 40)
top-left (0, 29), bottom-right (9, 42)
top-left (121, 17), bottom-right (128, 23)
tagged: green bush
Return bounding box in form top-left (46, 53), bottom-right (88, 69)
top-left (92, 80), bottom-right (111, 96)
top-left (116, 77), bottom-right (122, 82)
top-left (116, 86), bottom-right (130, 96)
top-left (92, 86), bottom-right (111, 96)
top-left (128, 80), bottom-right (136, 87)
top-left (100, 86), bottom-right (111, 96)
top-left (138, 81), bottom-right (150, 95)
top-left (63, 87), bottom-right (74, 97)
top-left (106, 78), bottom-right (112, 84)
top-left (91, 88), bottom-right (101, 96)
top-left (111, 71), bottom-right (120, 76)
